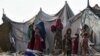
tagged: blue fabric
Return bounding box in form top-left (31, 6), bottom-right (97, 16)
top-left (37, 22), bottom-right (46, 39)
top-left (25, 51), bottom-right (35, 56)
top-left (37, 22), bottom-right (46, 49)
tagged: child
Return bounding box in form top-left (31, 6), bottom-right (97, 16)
top-left (33, 27), bottom-right (43, 52)
top-left (63, 28), bottom-right (72, 56)
top-left (27, 24), bottom-right (35, 50)
top-left (72, 34), bottom-right (78, 55)
top-left (81, 32), bottom-right (89, 56)
top-left (51, 19), bottom-right (63, 55)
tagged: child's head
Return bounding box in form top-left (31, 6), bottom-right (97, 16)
top-left (66, 28), bottom-right (71, 34)
top-left (83, 32), bottom-right (89, 38)
top-left (29, 24), bottom-right (33, 29)
top-left (82, 24), bottom-right (89, 32)
top-left (75, 33), bottom-right (79, 38)
top-left (35, 27), bottom-right (40, 33)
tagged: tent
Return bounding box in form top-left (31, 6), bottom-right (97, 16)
top-left (1, 1), bottom-right (74, 52)
top-left (0, 14), bottom-right (12, 52)
top-left (70, 4), bottom-right (100, 53)
top-left (34, 1), bottom-right (74, 52)
top-left (2, 13), bottom-right (35, 52)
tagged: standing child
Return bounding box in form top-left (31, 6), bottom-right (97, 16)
top-left (63, 28), bottom-right (72, 56)
top-left (27, 24), bottom-right (35, 50)
top-left (72, 34), bottom-right (79, 55)
top-left (72, 34), bottom-right (78, 56)
top-left (81, 32), bottom-right (89, 56)
top-left (51, 18), bottom-right (63, 55)
top-left (33, 27), bottom-right (43, 52)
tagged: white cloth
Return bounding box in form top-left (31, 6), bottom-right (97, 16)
top-left (2, 14), bottom-right (35, 52)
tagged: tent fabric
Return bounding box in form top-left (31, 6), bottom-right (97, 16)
top-left (70, 6), bottom-right (100, 53)
top-left (35, 9), bottom-right (56, 22)
top-left (81, 8), bottom-right (100, 51)
top-left (89, 6), bottom-right (100, 17)
top-left (10, 23), bottom-right (30, 51)
top-left (0, 22), bottom-right (12, 52)
top-left (2, 14), bottom-right (12, 23)
top-left (55, 1), bottom-right (74, 18)
top-left (9, 20), bottom-right (35, 52)
top-left (1, 1), bottom-right (74, 52)
top-left (93, 4), bottom-right (100, 10)
top-left (34, 1), bottom-right (74, 52)
top-left (2, 14), bottom-right (35, 52)
top-left (69, 6), bottom-right (100, 35)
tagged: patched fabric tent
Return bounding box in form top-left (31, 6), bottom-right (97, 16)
top-left (0, 14), bottom-right (12, 52)
top-left (34, 1), bottom-right (74, 52)
top-left (2, 14), bottom-right (35, 52)
top-left (2, 1), bottom-right (74, 52)
top-left (69, 4), bottom-right (100, 53)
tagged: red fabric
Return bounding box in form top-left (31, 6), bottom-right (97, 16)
top-left (72, 38), bottom-right (78, 54)
top-left (51, 25), bottom-right (56, 32)
top-left (56, 19), bottom-right (63, 29)
top-left (34, 33), bottom-right (43, 51)
top-left (51, 18), bottom-right (63, 32)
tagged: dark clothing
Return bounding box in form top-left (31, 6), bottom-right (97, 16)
top-left (54, 28), bottom-right (62, 49)
top-left (64, 35), bottom-right (72, 55)
top-left (66, 38), bottom-right (72, 54)
top-left (28, 30), bottom-right (35, 50)
top-left (72, 38), bottom-right (78, 54)
top-left (54, 19), bottom-right (63, 50)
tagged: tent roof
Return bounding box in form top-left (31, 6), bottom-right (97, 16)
top-left (69, 12), bottom-right (83, 24)
top-left (89, 5), bottom-right (100, 18)
top-left (55, 1), bottom-right (74, 19)
top-left (35, 8), bottom-right (54, 21)
top-left (1, 1), bottom-right (74, 24)
top-left (2, 13), bottom-right (35, 24)
top-left (2, 14), bottom-right (12, 23)
top-left (70, 4), bottom-right (100, 24)
top-left (35, 1), bottom-right (74, 22)
top-left (93, 4), bottom-right (100, 10)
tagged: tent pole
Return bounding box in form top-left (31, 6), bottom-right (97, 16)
top-left (2, 8), bottom-right (5, 14)
top-left (87, 0), bottom-right (90, 8)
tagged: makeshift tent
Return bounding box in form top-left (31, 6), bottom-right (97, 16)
top-left (2, 13), bottom-right (35, 52)
top-left (70, 4), bottom-right (100, 53)
top-left (34, 1), bottom-right (74, 52)
top-left (0, 14), bottom-right (12, 52)
top-left (1, 1), bottom-right (74, 52)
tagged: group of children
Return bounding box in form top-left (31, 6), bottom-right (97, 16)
top-left (25, 23), bottom-right (45, 56)
top-left (51, 19), bottom-right (89, 56)
top-left (24, 18), bottom-right (89, 56)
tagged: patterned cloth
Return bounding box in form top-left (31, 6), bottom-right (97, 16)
top-left (82, 37), bottom-right (88, 52)
top-left (34, 33), bottom-right (43, 52)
